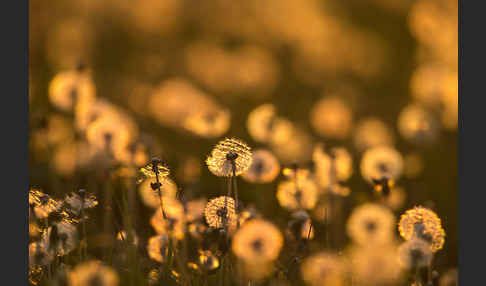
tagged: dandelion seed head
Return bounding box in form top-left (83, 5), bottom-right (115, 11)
top-left (206, 138), bottom-right (252, 177)
top-left (29, 241), bottom-right (53, 267)
top-left (277, 172), bottom-right (318, 211)
top-left (313, 144), bottom-right (353, 188)
top-left (68, 260), bottom-right (119, 286)
top-left (147, 234), bottom-right (169, 263)
top-left (360, 146), bottom-right (404, 183)
top-left (42, 221), bottom-right (78, 256)
top-left (301, 252), bottom-right (346, 286)
top-left (398, 206), bottom-right (445, 252)
top-left (48, 69), bottom-right (96, 112)
top-left (398, 239), bottom-right (433, 269)
top-left (242, 149), bottom-right (280, 183)
top-left (198, 250), bottom-right (220, 271)
top-left (247, 104), bottom-right (278, 143)
top-left (29, 188), bottom-right (61, 219)
top-left (310, 96), bottom-right (353, 140)
top-left (346, 203), bottom-right (396, 246)
top-left (139, 178), bottom-right (177, 209)
top-left (353, 117), bottom-right (394, 152)
top-left (348, 245), bottom-right (402, 286)
top-left (398, 104), bottom-right (438, 145)
top-left (232, 219), bottom-right (283, 263)
top-left (204, 196), bottom-right (237, 230)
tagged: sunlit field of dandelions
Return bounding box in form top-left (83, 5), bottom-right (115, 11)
top-left (29, 0), bottom-right (458, 285)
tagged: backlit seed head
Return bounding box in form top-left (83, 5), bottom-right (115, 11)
top-left (29, 188), bottom-right (61, 219)
top-left (398, 206), bottom-right (445, 252)
top-left (204, 196), bottom-right (237, 230)
top-left (232, 219), bottom-right (283, 263)
top-left (206, 138), bottom-right (252, 177)
top-left (247, 104), bottom-right (278, 143)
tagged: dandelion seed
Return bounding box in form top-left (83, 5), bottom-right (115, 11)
top-left (242, 149), bottom-right (280, 183)
top-left (206, 138), bottom-right (252, 177)
top-left (147, 234), bottom-right (169, 263)
top-left (204, 196), bottom-right (237, 230)
top-left (398, 206), bottom-right (445, 252)
top-left (68, 260), bottom-right (119, 286)
top-left (347, 203), bottom-right (396, 246)
top-left (232, 219), bottom-right (283, 264)
top-left (301, 252), bottom-right (346, 286)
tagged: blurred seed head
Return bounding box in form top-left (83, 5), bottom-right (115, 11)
top-left (353, 117), bottom-right (395, 152)
top-left (68, 260), bottom-right (119, 286)
top-left (204, 196), bottom-right (238, 230)
top-left (301, 252), bottom-right (346, 286)
top-left (242, 149), bottom-right (281, 183)
top-left (360, 146), bottom-right (404, 183)
top-left (346, 203), bottom-right (396, 247)
top-left (147, 234), bottom-right (169, 263)
top-left (232, 219), bottom-right (283, 264)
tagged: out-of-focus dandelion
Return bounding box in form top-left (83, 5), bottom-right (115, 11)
top-left (310, 96), bottom-right (353, 140)
top-left (346, 203), bottom-right (396, 246)
top-left (404, 153), bottom-right (425, 179)
top-left (313, 144), bottom-right (353, 190)
top-left (439, 268), bottom-right (458, 286)
top-left (64, 191), bottom-right (98, 216)
top-left (29, 188), bottom-right (61, 219)
top-left (116, 230), bottom-right (139, 246)
top-left (42, 221), bottom-right (78, 256)
top-left (148, 78), bottom-right (230, 138)
top-left (147, 234), bottom-right (169, 263)
top-left (29, 241), bottom-right (53, 267)
top-left (347, 244), bottom-right (403, 286)
top-left (360, 146), bottom-right (404, 183)
top-left (68, 260), bottom-right (119, 286)
top-left (277, 169), bottom-right (319, 211)
top-left (247, 104), bottom-right (278, 143)
top-left (353, 117), bottom-right (395, 152)
top-left (384, 186), bottom-right (407, 210)
top-left (232, 219), bottom-right (283, 263)
top-left (138, 178), bottom-right (177, 209)
top-left (300, 252), bottom-right (346, 286)
top-left (398, 104), bottom-right (438, 145)
top-left (150, 199), bottom-right (186, 240)
top-left (398, 206), bottom-right (445, 252)
top-left (398, 239), bottom-right (433, 269)
top-left (242, 149), bottom-right (280, 183)
top-left (198, 250), bottom-right (220, 272)
top-left (48, 68), bottom-right (96, 112)
top-left (204, 196), bottom-right (237, 230)
top-left (206, 138), bottom-right (252, 177)
top-left (86, 116), bottom-right (134, 154)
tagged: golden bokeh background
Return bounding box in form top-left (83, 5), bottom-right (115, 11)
top-left (29, 0), bottom-right (457, 284)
